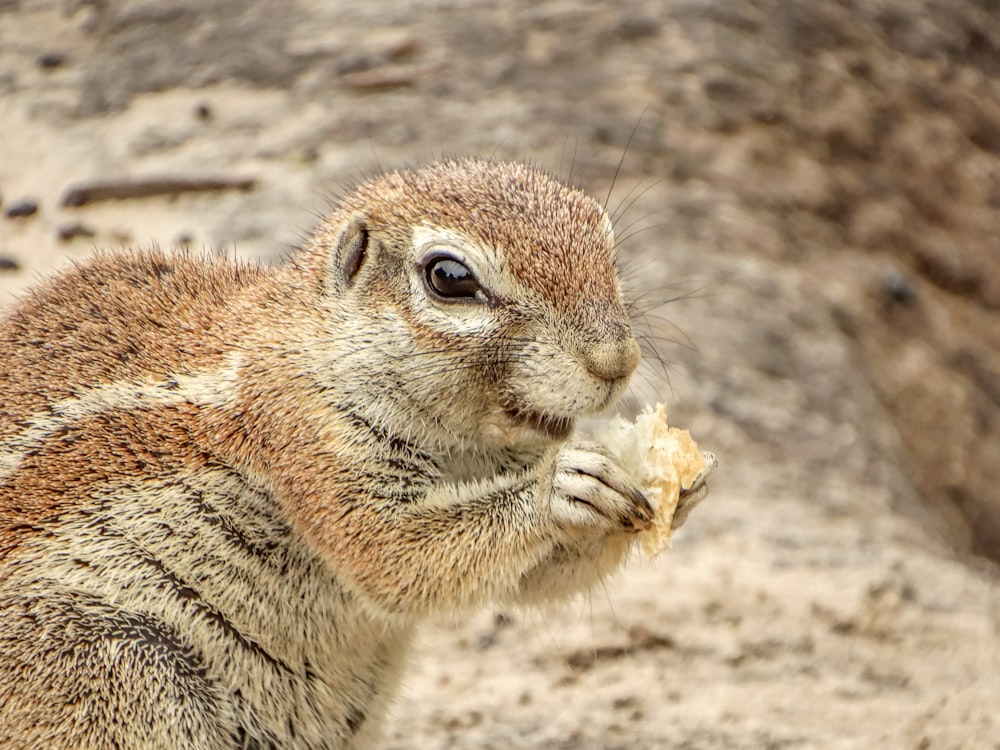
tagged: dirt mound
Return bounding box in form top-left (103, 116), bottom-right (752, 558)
top-left (642, 0), bottom-right (1000, 559)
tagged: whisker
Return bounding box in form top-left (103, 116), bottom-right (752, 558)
top-left (604, 109), bottom-right (646, 214)
top-left (624, 282), bottom-right (710, 316)
top-left (612, 209), bottom-right (664, 248)
top-left (610, 180), bottom-right (662, 230)
top-left (636, 338), bottom-right (674, 385)
top-left (613, 220), bottom-right (682, 250)
top-left (635, 328), bottom-right (698, 354)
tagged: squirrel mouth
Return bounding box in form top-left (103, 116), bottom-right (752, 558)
top-left (505, 407), bottom-right (574, 440)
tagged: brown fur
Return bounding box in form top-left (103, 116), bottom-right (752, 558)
top-left (0, 159), bottom-right (650, 748)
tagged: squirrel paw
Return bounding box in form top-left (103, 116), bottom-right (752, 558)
top-left (550, 441), bottom-right (654, 533)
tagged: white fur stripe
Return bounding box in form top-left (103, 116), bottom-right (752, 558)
top-left (0, 359), bottom-right (241, 482)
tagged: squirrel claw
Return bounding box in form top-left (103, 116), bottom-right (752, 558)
top-left (552, 443), bottom-right (652, 533)
top-left (672, 451), bottom-right (718, 531)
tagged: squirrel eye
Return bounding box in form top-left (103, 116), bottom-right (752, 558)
top-left (424, 256), bottom-right (483, 301)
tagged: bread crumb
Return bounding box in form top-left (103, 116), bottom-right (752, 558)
top-left (593, 404), bottom-right (707, 558)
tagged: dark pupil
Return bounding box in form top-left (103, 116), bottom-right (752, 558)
top-left (428, 258), bottom-right (480, 298)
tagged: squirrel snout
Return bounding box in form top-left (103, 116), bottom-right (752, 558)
top-left (579, 336), bottom-right (641, 383)
top-left (573, 299), bottom-right (641, 383)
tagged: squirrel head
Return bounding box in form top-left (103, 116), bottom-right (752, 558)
top-left (301, 159), bottom-right (640, 451)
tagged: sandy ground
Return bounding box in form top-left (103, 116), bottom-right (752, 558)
top-left (1, 1), bottom-right (998, 748)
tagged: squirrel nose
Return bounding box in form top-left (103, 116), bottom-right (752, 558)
top-left (580, 336), bottom-right (641, 382)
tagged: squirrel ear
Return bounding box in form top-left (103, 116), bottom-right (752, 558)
top-left (335, 213), bottom-right (370, 287)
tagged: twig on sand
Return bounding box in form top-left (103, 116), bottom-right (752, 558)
top-left (60, 175), bottom-right (256, 207)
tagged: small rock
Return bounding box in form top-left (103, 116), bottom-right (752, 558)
top-left (5, 199), bottom-right (38, 218)
top-left (881, 268), bottom-right (918, 307)
top-left (384, 35), bottom-right (420, 62)
top-left (57, 222), bottom-right (96, 242)
top-left (37, 52), bottom-right (67, 70)
top-left (299, 145), bottom-right (320, 163)
top-left (616, 15), bottom-right (660, 41)
top-left (194, 102), bottom-right (213, 121)
top-left (0, 256), bottom-right (20, 272)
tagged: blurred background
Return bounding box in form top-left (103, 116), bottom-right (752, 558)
top-left (1, 1), bottom-right (998, 747)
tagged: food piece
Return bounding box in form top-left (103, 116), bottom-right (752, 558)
top-left (592, 403), bottom-right (708, 558)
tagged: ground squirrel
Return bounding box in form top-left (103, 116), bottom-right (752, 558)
top-left (0, 159), bottom-right (703, 749)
